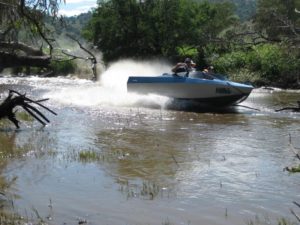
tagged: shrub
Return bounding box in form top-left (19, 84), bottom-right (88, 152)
top-left (211, 44), bottom-right (300, 87)
top-left (50, 60), bottom-right (77, 75)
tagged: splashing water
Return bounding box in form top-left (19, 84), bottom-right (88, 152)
top-left (100, 59), bottom-right (170, 92)
top-left (45, 59), bottom-right (172, 108)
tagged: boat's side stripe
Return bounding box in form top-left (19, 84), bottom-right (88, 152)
top-left (128, 76), bottom-right (253, 89)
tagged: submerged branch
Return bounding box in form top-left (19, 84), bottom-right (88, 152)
top-left (290, 209), bottom-right (300, 223)
top-left (276, 101), bottom-right (300, 112)
top-left (294, 201), bottom-right (300, 208)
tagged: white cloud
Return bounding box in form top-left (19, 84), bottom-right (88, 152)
top-left (59, 9), bottom-right (85, 17)
top-left (59, 0), bottom-right (97, 16)
top-left (64, 0), bottom-right (95, 3)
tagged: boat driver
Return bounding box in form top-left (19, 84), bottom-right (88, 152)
top-left (171, 58), bottom-right (196, 76)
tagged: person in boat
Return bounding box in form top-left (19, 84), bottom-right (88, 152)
top-left (203, 66), bottom-right (214, 74)
top-left (172, 58), bottom-right (196, 75)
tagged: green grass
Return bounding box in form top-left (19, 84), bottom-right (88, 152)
top-left (16, 111), bottom-right (34, 122)
top-left (285, 165), bottom-right (300, 173)
top-left (79, 150), bottom-right (100, 162)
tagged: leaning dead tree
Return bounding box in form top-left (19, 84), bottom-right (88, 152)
top-left (0, 0), bottom-right (98, 79)
top-left (0, 0), bottom-right (58, 71)
top-left (0, 90), bottom-right (57, 129)
top-left (62, 34), bottom-right (98, 81)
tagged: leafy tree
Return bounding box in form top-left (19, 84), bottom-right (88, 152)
top-left (254, 0), bottom-right (300, 46)
top-left (0, 0), bottom-right (63, 72)
top-left (205, 0), bottom-right (256, 21)
top-left (0, 1), bottom-right (95, 77)
top-left (83, 0), bottom-right (237, 63)
top-left (212, 43), bottom-right (300, 87)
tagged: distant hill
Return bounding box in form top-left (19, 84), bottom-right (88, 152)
top-left (63, 12), bottom-right (93, 37)
top-left (44, 12), bottom-right (91, 38)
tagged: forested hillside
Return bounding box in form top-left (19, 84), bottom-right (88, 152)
top-left (63, 12), bottom-right (92, 38)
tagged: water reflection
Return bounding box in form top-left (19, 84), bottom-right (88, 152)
top-left (0, 131), bottom-right (17, 155)
top-left (93, 110), bottom-right (254, 201)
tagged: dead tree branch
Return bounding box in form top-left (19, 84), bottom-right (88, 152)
top-left (66, 34), bottom-right (98, 80)
top-left (275, 101), bottom-right (300, 112)
top-left (0, 42), bottom-right (44, 56)
top-left (290, 209), bottom-right (300, 223)
top-left (0, 90), bottom-right (57, 129)
top-left (291, 202), bottom-right (300, 223)
top-left (19, 0), bottom-right (55, 55)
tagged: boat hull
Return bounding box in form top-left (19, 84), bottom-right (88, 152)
top-left (127, 74), bottom-right (253, 107)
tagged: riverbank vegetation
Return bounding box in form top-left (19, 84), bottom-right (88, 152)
top-left (0, 0), bottom-right (299, 88)
top-left (83, 0), bottom-right (300, 88)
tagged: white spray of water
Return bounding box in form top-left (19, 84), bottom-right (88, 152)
top-left (45, 59), bottom-right (172, 108)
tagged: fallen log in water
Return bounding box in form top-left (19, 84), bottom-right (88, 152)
top-left (275, 101), bottom-right (300, 112)
top-left (0, 90), bottom-right (57, 128)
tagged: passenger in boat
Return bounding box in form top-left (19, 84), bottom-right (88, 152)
top-left (172, 58), bottom-right (196, 76)
top-left (203, 66), bottom-right (215, 79)
top-left (203, 66), bottom-right (214, 74)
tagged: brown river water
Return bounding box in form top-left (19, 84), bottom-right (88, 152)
top-left (0, 60), bottom-right (300, 225)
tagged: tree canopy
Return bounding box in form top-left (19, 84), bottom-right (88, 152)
top-left (83, 0), bottom-right (237, 63)
top-left (0, 0), bottom-right (299, 87)
top-left (0, 0), bottom-right (64, 72)
top-left (254, 0), bottom-right (300, 46)
top-left (0, 0), bottom-right (63, 50)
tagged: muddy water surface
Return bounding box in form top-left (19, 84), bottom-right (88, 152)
top-left (0, 72), bottom-right (300, 225)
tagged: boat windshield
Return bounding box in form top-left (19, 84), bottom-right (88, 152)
top-left (189, 71), bottom-right (228, 80)
top-left (189, 71), bottom-right (214, 80)
top-left (162, 71), bottom-right (228, 80)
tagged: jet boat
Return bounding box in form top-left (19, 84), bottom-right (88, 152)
top-left (127, 71), bottom-right (253, 107)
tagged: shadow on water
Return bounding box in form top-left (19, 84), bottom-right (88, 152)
top-left (164, 99), bottom-right (241, 114)
top-left (130, 97), bottom-right (244, 114)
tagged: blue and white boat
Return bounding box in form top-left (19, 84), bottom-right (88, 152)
top-left (127, 71), bottom-right (253, 107)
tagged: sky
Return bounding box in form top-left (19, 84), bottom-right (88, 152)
top-left (59, 0), bottom-right (97, 17)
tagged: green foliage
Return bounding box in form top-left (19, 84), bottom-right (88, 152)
top-left (212, 43), bottom-right (300, 86)
top-left (176, 45), bottom-right (198, 59)
top-left (79, 150), bottom-right (100, 162)
top-left (195, 0), bottom-right (256, 21)
top-left (83, 0), bottom-right (237, 62)
top-left (286, 165), bottom-right (300, 173)
top-left (16, 112), bottom-right (34, 122)
top-left (50, 60), bottom-right (77, 75)
top-left (78, 0), bottom-right (300, 88)
top-left (255, 0), bottom-right (300, 44)
top-left (46, 12), bottom-right (93, 41)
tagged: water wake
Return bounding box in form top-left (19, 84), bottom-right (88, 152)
top-left (45, 59), bottom-right (172, 108)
